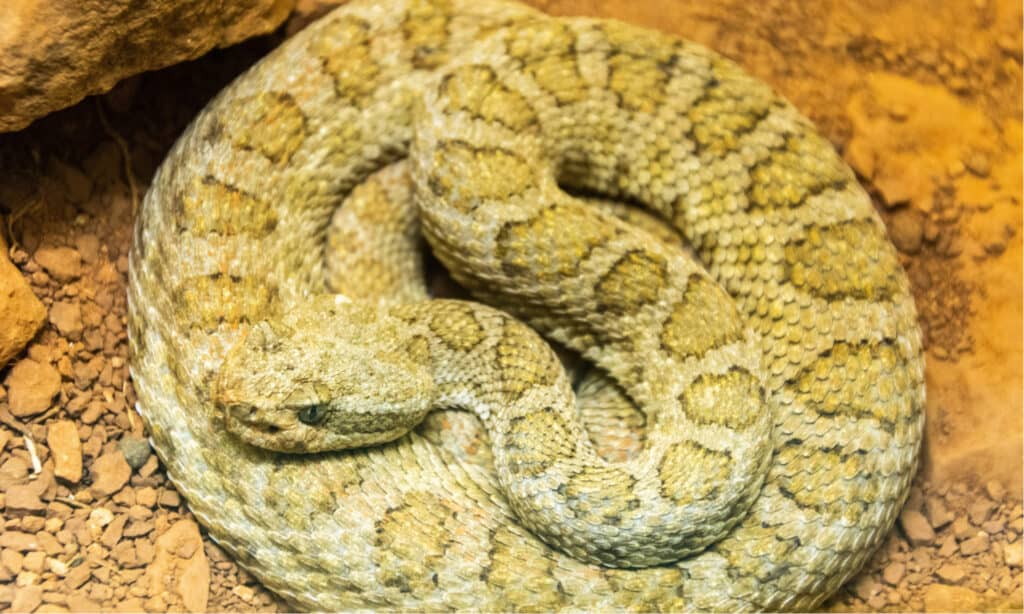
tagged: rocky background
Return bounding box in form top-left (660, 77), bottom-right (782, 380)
top-left (0, 0), bottom-right (1021, 612)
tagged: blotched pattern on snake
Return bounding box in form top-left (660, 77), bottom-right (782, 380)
top-left (127, 0), bottom-right (925, 610)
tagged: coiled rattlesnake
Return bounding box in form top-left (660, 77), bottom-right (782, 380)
top-left (127, 0), bottom-right (925, 610)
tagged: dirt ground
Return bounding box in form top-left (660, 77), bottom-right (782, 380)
top-left (0, 0), bottom-right (1021, 612)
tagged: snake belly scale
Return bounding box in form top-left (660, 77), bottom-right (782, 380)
top-left (127, 0), bottom-right (925, 610)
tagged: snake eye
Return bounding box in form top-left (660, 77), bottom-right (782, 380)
top-left (298, 404), bottom-right (327, 425)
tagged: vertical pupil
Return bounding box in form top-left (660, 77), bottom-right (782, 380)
top-left (299, 405), bottom-right (322, 424)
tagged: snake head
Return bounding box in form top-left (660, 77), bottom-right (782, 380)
top-left (213, 298), bottom-right (433, 453)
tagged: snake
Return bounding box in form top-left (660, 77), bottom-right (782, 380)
top-left (126, 0), bottom-right (925, 610)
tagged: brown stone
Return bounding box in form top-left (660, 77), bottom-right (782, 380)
top-left (899, 509), bottom-right (936, 546)
top-left (33, 246), bottom-right (82, 282)
top-left (936, 563), bottom-right (966, 583)
top-left (0, 235), bottom-right (46, 367)
top-left (63, 564), bottom-right (91, 590)
top-left (4, 358), bottom-right (61, 417)
top-left (888, 207), bottom-right (926, 254)
top-left (158, 489), bottom-right (181, 508)
top-left (960, 533), bottom-right (991, 555)
top-left (47, 420), bottom-right (83, 483)
top-left (0, 531), bottom-right (40, 551)
top-left (925, 496), bottom-right (954, 529)
top-left (4, 483), bottom-right (45, 512)
top-left (923, 584), bottom-right (982, 611)
top-left (49, 301), bottom-right (83, 340)
top-left (0, 0), bottom-right (296, 132)
top-left (1004, 540), bottom-right (1022, 568)
top-left (968, 499), bottom-right (996, 525)
top-left (100, 515), bottom-right (127, 548)
top-left (90, 452), bottom-right (131, 497)
top-left (145, 520), bottom-right (209, 613)
top-left (11, 585), bottom-right (43, 613)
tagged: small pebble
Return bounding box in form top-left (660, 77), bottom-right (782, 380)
top-left (118, 436), bottom-right (152, 470)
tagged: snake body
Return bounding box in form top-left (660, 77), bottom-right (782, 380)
top-left (127, 0), bottom-right (925, 610)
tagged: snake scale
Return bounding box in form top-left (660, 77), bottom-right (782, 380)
top-left (127, 0), bottom-right (925, 610)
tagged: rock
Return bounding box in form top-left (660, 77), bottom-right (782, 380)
top-left (118, 436), bottom-right (151, 470)
top-left (87, 507), bottom-right (114, 532)
top-left (63, 563), bottom-right (90, 590)
top-left (1, 549), bottom-right (24, 575)
top-left (0, 235), bottom-right (46, 367)
top-left (90, 452), bottom-right (131, 497)
top-left (888, 207), bottom-right (925, 254)
top-left (923, 584), bottom-right (982, 611)
top-left (925, 496), bottom-right (954, 529)
top-left (49, 301), bottom-right (83, 340)
top-left (11, 585), bottom-right (43, 613)
top-left (938, 535), bottom-right (959, 558)
top-left (32, 246), bottom-right (81, 282)
top-left (900, 509), bottom-right (936, 546)
top-left (0, 0), bottom-right (296, 132)
top-left (960, 533), bottom-right (990, 555)
top-left (21, 552), bottom-right (44, 573)
top-left (4, 358), bottom-right (61, 417)
top-left (936, 563), bottom-right (966, 583)
top-left (0, 532), bottom-right (38, 551)
top-left (145, 520), bottom-right (209, 613)
top-left (73, 235), bottom-right (101, 265)
top-left (968, 499), bottom-right (996, 525)
top-left (232, 585), bottom-right (255, 603)
top-left (964, 151), bottom-right (991, 177)
top-left (47, 420), bottom-right (82, 483)
top-left (874, 172), bottom-right (914, 207)
top-left (1005, 541), bottom-right (1022, 568)
top-left (100, 515), bottom-right (127, 548)
top-left (135, 487), bottom-right (158, 508)
top-left (4, 483), bottom-right (45, 513)
top-left (953, 516), bottom-right (975, 540)
top-left (984, 481), bottom-right (1007, 501)
top-left (158, 489), bottom-right (181, 508)
top-left (882, 561), bottom-right (905, 586)
top-left (853, 575), bottom-right (881, 601)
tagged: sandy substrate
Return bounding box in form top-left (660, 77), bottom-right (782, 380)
top-left (0, 0), bottom-right (1021, 611)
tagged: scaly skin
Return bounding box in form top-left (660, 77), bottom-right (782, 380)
top-left (127, 0), bottom-right (925, 610)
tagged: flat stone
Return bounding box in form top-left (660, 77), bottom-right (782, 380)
top-left (1004, 540), bottom-right (1022, 568)
top-left (1, 549), bottom-right (24, 575)
top-left (968, 499), bottom-right (996, 525)
top-left (145, 519), bottom-right (209, 612)
top-left (953, 516), bottom-right (975, 540)
top-left (923, 584), bottom-right (981, 611)
top-left (4, 483), bottom-right (45, 513)
top-left (936, 563), bottom-right (965, 583)
top-left (985, 480), bottom-right (1007, 501)
top-left (90, 452), bottom-right (131, 497)
top-left (157, 489), bottom-right (181, 508)
top-left (899, 509), bottom-right (935, 546)
top-left (0, 532), bottom-right (39, 552)
top-left (0, 0), bottom-right (296, 132)
top-left (49, 301), bottom-right (83, 340)
top-left (63, 563), bottom-right (90, 590)
top-left (882, 561), bottom-right (905, 586)
top-left (4, 358), bottom-right (61, 417)
top-left (100, 515), bottom-right (127, 548)
top-left (960, 533), bottom-right (990, 555)
top-left (11, 585), bottom-right (43, 614)
top-left (0, 235), bottom-right (46, 367)
top-left (47, 420), bottom-right (82, 483)
top-left (33, 246), bottom-right (81, 282)
top-left (925, 496), bottom-right (954, 529)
